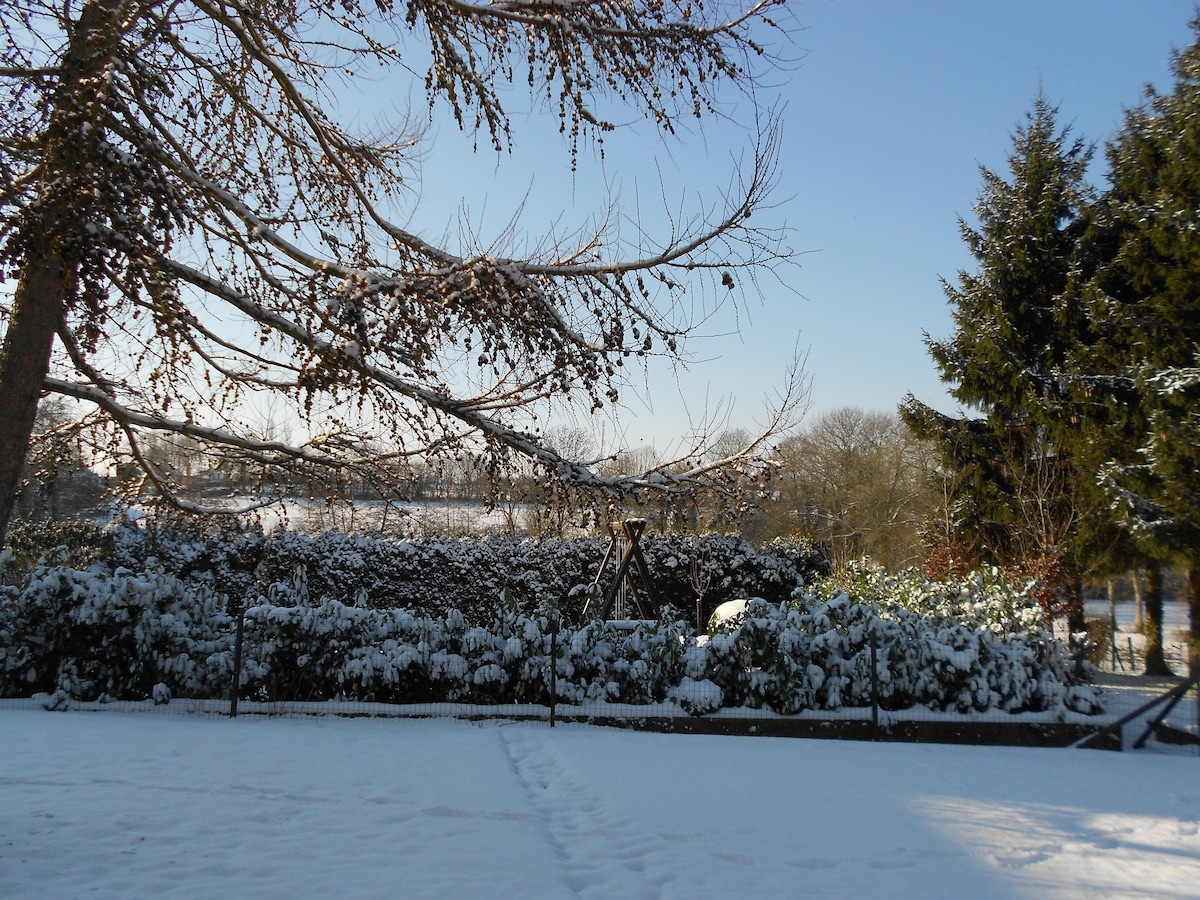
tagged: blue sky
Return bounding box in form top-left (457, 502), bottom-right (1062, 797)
top-left (383, 1), bottom-right (1199, 452)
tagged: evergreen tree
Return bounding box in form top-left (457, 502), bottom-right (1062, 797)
top-left (1082, 20), bottom-right (1200, 674)
top-left (902, 95), bottom-right (1095, 627)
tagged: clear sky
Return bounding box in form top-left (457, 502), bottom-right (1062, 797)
top-left (371, 0), bottom-right (1200, 453)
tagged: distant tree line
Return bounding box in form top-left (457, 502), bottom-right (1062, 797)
top-left (11, 394), bottom-right (940, 565)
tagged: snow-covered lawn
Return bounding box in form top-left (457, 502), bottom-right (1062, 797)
top-left (1, 710), bottom-right (1197, 898)
top-left (1085, 600), bottom-right (1193, 675)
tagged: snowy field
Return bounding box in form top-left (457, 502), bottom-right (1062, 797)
top-left (1, 710), bottom-right (1197, 898)
top-left (1084, 600), bottom-right (1193, 674)
top-left (112, 498), bottom-right (526, 535)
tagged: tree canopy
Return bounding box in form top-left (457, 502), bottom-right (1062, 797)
top-left (1079, 22), bottom-right (1200, 672)
top-left (768, 408), bottom-right (934, 570)
top-left (0, 0), bottom-right (804, 543)
top-left (901, 96), bottom-right (1096, 623)
top-left (1088, 25), bottom-right (1200, 561)
top-left (906, 20), bottom-right (1200, 670)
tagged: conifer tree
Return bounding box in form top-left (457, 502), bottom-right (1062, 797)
top-left (1082, 21), bottom-right (1200, 674)
top-left (901, 95), bottom-right (1095, 627)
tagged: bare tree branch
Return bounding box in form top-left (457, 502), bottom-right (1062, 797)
top-left (0, 0), bottom-right (802, 537)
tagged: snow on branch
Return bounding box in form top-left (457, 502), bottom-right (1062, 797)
top-left (0, 0), bottom-right (801, 530)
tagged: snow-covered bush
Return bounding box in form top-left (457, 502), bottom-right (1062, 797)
top-left (0, 563), bottom-right (234, 700)
top-left (699, 566), bottom-right (1101, 716)
top-left (828, 562), bottom-right (1096, 689)
top-left (1, 520), bottom-right (114, 574)
top-left (9, 523), bottom-right (827, 624)
top-left (637, 534), bottom-right (828, 622)
top-left (668, 677), bottom-right (723, 715)
top-left (0, 529), bottom-right (1099, 717)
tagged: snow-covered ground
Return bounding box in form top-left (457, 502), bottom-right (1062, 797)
top-left (112, 498), bottom-right (525, 535)
top-left (1, 710), bottom-right (1197, 898)
top-left (1085, 600), bottom-right (1193, 675)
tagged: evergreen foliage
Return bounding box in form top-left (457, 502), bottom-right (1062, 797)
top-left (907, 21), bottom-right (1200, 674)
top-left (1075, 21), bottom-right (1200, 672)
top-left (902, 95), bottom-right (1095, 623)
top-left (1089, 26), bottom-right (1200, 558)
top-left (2, 520), bottom-right (830, 625)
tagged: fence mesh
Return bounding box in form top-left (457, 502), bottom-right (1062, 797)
top-left (3, 601), bottom-right (1195, 750)
top-left (2, 676), bottom-right (1196, 754)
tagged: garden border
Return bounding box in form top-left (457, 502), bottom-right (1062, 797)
top-left (578, 714), bottom-right (1098, 747)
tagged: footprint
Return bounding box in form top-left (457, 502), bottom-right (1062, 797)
top-left (913, 848), bottom-right (970, 860)
top-left (793, 857), bottom-right (838, 870)
top-left (994, 846), bottom-right (1058, 869)
top-left (363, 795), bottom-right (409, 806)
top-left (715, 852), bottom-right (756, 866)
top-left (490, 810), bottom-right (535, 823)
top-left (500, 728), bottom-right (652, 893)
top-left (422, 805), bottom-right (475, 818)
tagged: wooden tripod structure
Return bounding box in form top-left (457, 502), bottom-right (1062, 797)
top-left (583, 519), bottom-right (658, 620)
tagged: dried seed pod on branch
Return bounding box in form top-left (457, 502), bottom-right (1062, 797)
top-left (0, 0), bottom-right (804, 540)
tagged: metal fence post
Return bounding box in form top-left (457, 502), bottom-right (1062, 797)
top-left (230, 602), bottom-right (245, 718)
top-left (870, 622), bottom-right (879, 739)
top-left (549, 613), bottom-right (559, 728)
top-left (1193, 658), bottom-right (1199, 754)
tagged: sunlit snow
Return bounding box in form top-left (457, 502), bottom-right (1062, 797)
top-left (1, 710), bottom-right (1197, 898)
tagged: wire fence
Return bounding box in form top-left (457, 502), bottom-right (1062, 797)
top-left (3, 675), bottom-right (1195, 754)
top-left (4, 604), bottom-right (1195, 752)
top-left (1082, 599), bottom-right (1194, 677)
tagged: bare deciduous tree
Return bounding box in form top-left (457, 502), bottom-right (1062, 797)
top-left (768, 408), bottom-right (935, 570)
top-left (0, 0), bottom-right (804, 544)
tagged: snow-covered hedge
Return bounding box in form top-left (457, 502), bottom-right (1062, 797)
top-left (3, 522), bottom-right (828, 623)
top-left (705, 590), bottom-right (1097, 716)
top-left (0, 561), bottom-right (235, 700)
top-left (0, 543), bottom-right (1099, 716)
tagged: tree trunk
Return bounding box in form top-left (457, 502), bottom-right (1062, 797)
top-left (1066, 569), bottom-right (1086, 634)
top-left (1142, 559), bottom-right (1174, 676)
top-left (1132, 569), bottom-right (1145, 633)
top-left (0, 256), bottom-right (72, 547)
top-left (1188, 566), bottom-right (1200, 678)
top-left (0, 0), bottom-right (116, 548)
top-left (1107, 578), bottom-right (1118, 664)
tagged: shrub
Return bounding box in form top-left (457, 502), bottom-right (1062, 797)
top-left (0, 563), bottom-right (234, 700)
top-left (0, 527), bottom-right (1099, 717)
top-left (701, 569), bottom-right (1101, 716)
top-left (9, 522), bottom-right (828, 623)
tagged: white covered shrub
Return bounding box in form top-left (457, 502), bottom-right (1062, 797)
top-left (0, 533), bottom-right (1099, 716)
top-left (0, 563), bottom-right (233, 700)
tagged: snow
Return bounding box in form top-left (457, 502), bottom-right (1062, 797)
top-left (1085, 599), bottom-right (1192, 675)
top-left (1, 709), bottom-right (1197, 898)
top-left (103, 498), bottom-right (525, 534)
